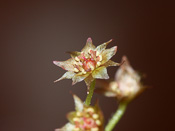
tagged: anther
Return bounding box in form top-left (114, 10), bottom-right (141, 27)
top-left (95, 120), bottom-right (101, 126)
top-left (92, 114), bottom-right (99, 119)
top-left (86, 107), bottom-right (94, 113)
top-left (99, 55), bottom-right (102, 61)
top-left (88, 49), bottom-right (91, 54)
top-left (97, 62), bottom-right (101, 67)
top-left (91, 127), bottom-right (99, 131)
top-left (76, 111), bottom-right (81, 117)
top-left (75, 57), bottom-right (80, 62)
top-left (74, 68), bottom-right (79, 72)
top-left (81, 69), bottom-right (87, 74)
top-left (96, 51), bottom-right (100, 56)
top-left (90, 65), bottom-right (95, 70)
top-left (73, 117), bottom-right (80, 122)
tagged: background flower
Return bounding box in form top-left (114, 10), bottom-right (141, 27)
top-left (96, 56), bottom-right (145, 101)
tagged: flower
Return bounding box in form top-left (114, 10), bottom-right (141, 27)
top-left (55, 95), bottom-right (104, 131)
top-left (53, 38), bottom-right (120, 89)
top-left (96, 56), bottom-right (145, 101)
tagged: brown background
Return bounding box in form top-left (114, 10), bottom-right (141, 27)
top-left (0, 1), bottom-right (174, 131)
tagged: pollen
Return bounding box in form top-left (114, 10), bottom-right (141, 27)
top-left (95, 120), bottom-right (101, 126)
top-left (81, 69), bottom-right (87, 74)
top-left (91, 127), bottom-right (99, 131)
top-left (73, 127), bottom-right (80, 131)
top-left (83, 71), bottom-right (87, 74)
top-left (73, 117), bottom-right (80, 122)
top-left (83, 59), bottom-right (96, 72)
top-left (74, 68), bottom-right (79, 72)
top-left (90, 64), bottom-right (95, 70)
top-left (86, 107), bottom-right (94, 113)
top-left (96, 51), bottom-right (100, 56)
top-left (92, 114), bottom-right (99, 119)
top-left (97, 62), bottom-right (101, 67)
top-left (110, 82), bottom-right (118, 91)
top-left (98, 55), bottom-right (102, 61)
top-left (75, 57), bottom-right (80, 62)
top-left (76, 111), bottom-right (81, 117)
top-left (88, 49), bottom-right (91, 54)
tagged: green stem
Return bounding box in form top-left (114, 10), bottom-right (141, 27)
top-left (105, 101), bottom-right (128, 131)
top-left (85, 80), bottom-right (96, 106)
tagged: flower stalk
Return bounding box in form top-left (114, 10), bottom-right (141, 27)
top-left (105, 101), bottom-right (128, 131)
top-left (53, 38), bottom-right (147, 131)
top-left (85, 80), bottom-right (96, 106)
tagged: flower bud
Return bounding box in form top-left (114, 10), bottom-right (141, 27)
top-left (96, 56), bottom-right (145, 101)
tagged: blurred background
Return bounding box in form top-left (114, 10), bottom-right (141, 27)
top-left (0, 0), bottom-right (174, 131)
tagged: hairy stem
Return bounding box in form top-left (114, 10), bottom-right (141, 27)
top-left (85, 80), bottom-right (96, 106)
top-left (105, 101), bottom-right (128, 131)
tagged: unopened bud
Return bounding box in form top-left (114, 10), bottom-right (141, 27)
top-left (73, 117), bottom-right (80, 122)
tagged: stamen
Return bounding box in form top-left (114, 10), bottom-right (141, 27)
top-left (75, 57), bottom-right (80, 62)
top-left (91, 127), bottom-right (99, 131)
top-left (97, 62), bottom-right (101, 67)
top-left (82, 71), bottom-right (86, 74)
top-left (96, 51), bottom-right (100, 56)
top-left (73, 117), bottom-right (80, 122)
top-left (73, 61), bottom-right (77, 65)
top-left (73, 127), bottom-right (80, 131)
top-left (110, 82), bottom-right (118, 91)
top-left (86, 107), bottom-right (94, 113)
top-left (76, 111), bottom-right (81, 117)
top-left (92, 114), bottom-right (99, 119)
top-left (99, 55), bottom-right (102, 61)
top-left (74, 68), bottom-right (79, 72)
top-left (81, 69), bottom-right (87, 74)
top-left (95, 120), bottom-right (101, 126)
top-left (88, 49), bottom-right (91, 54)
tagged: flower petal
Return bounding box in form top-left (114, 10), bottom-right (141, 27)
top-left (53, 58), bottom-right (75, 71)
top-left (103, 60), bottom-right (120, 67)
top-left (67, 111), bottom-right (76, 124)
top-left (55, 123), bottom-right (75, 131)
top-left (95, 80), bottom-right (117, 97)
top-left (84, 74), bottom-right (95, 89)
top-left (54, 71), bottom-right (75, 83)
top-left (66, 51), bottom-right (81, 58)
top-left (101, 46), bottom-right (117, 65)
top-left (81, 37), bottom-right (96, 54)
top-left (95, 39), bottom-right (112, 54)
top-left (73, 94), bottom-right (84, 111)
top-left (72, 73), bottom-right (90, 85)
top-left (92, 66), bottom-right (109, 79)
top-left (84, 74), bottom-right (94, 87)
top-left (115, 56), bottom-right (140, 81)
top-left (114, 56), bottom-right (144, 100)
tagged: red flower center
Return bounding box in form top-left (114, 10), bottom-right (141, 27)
top-left (83, 58), bottom-right (96, 72)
